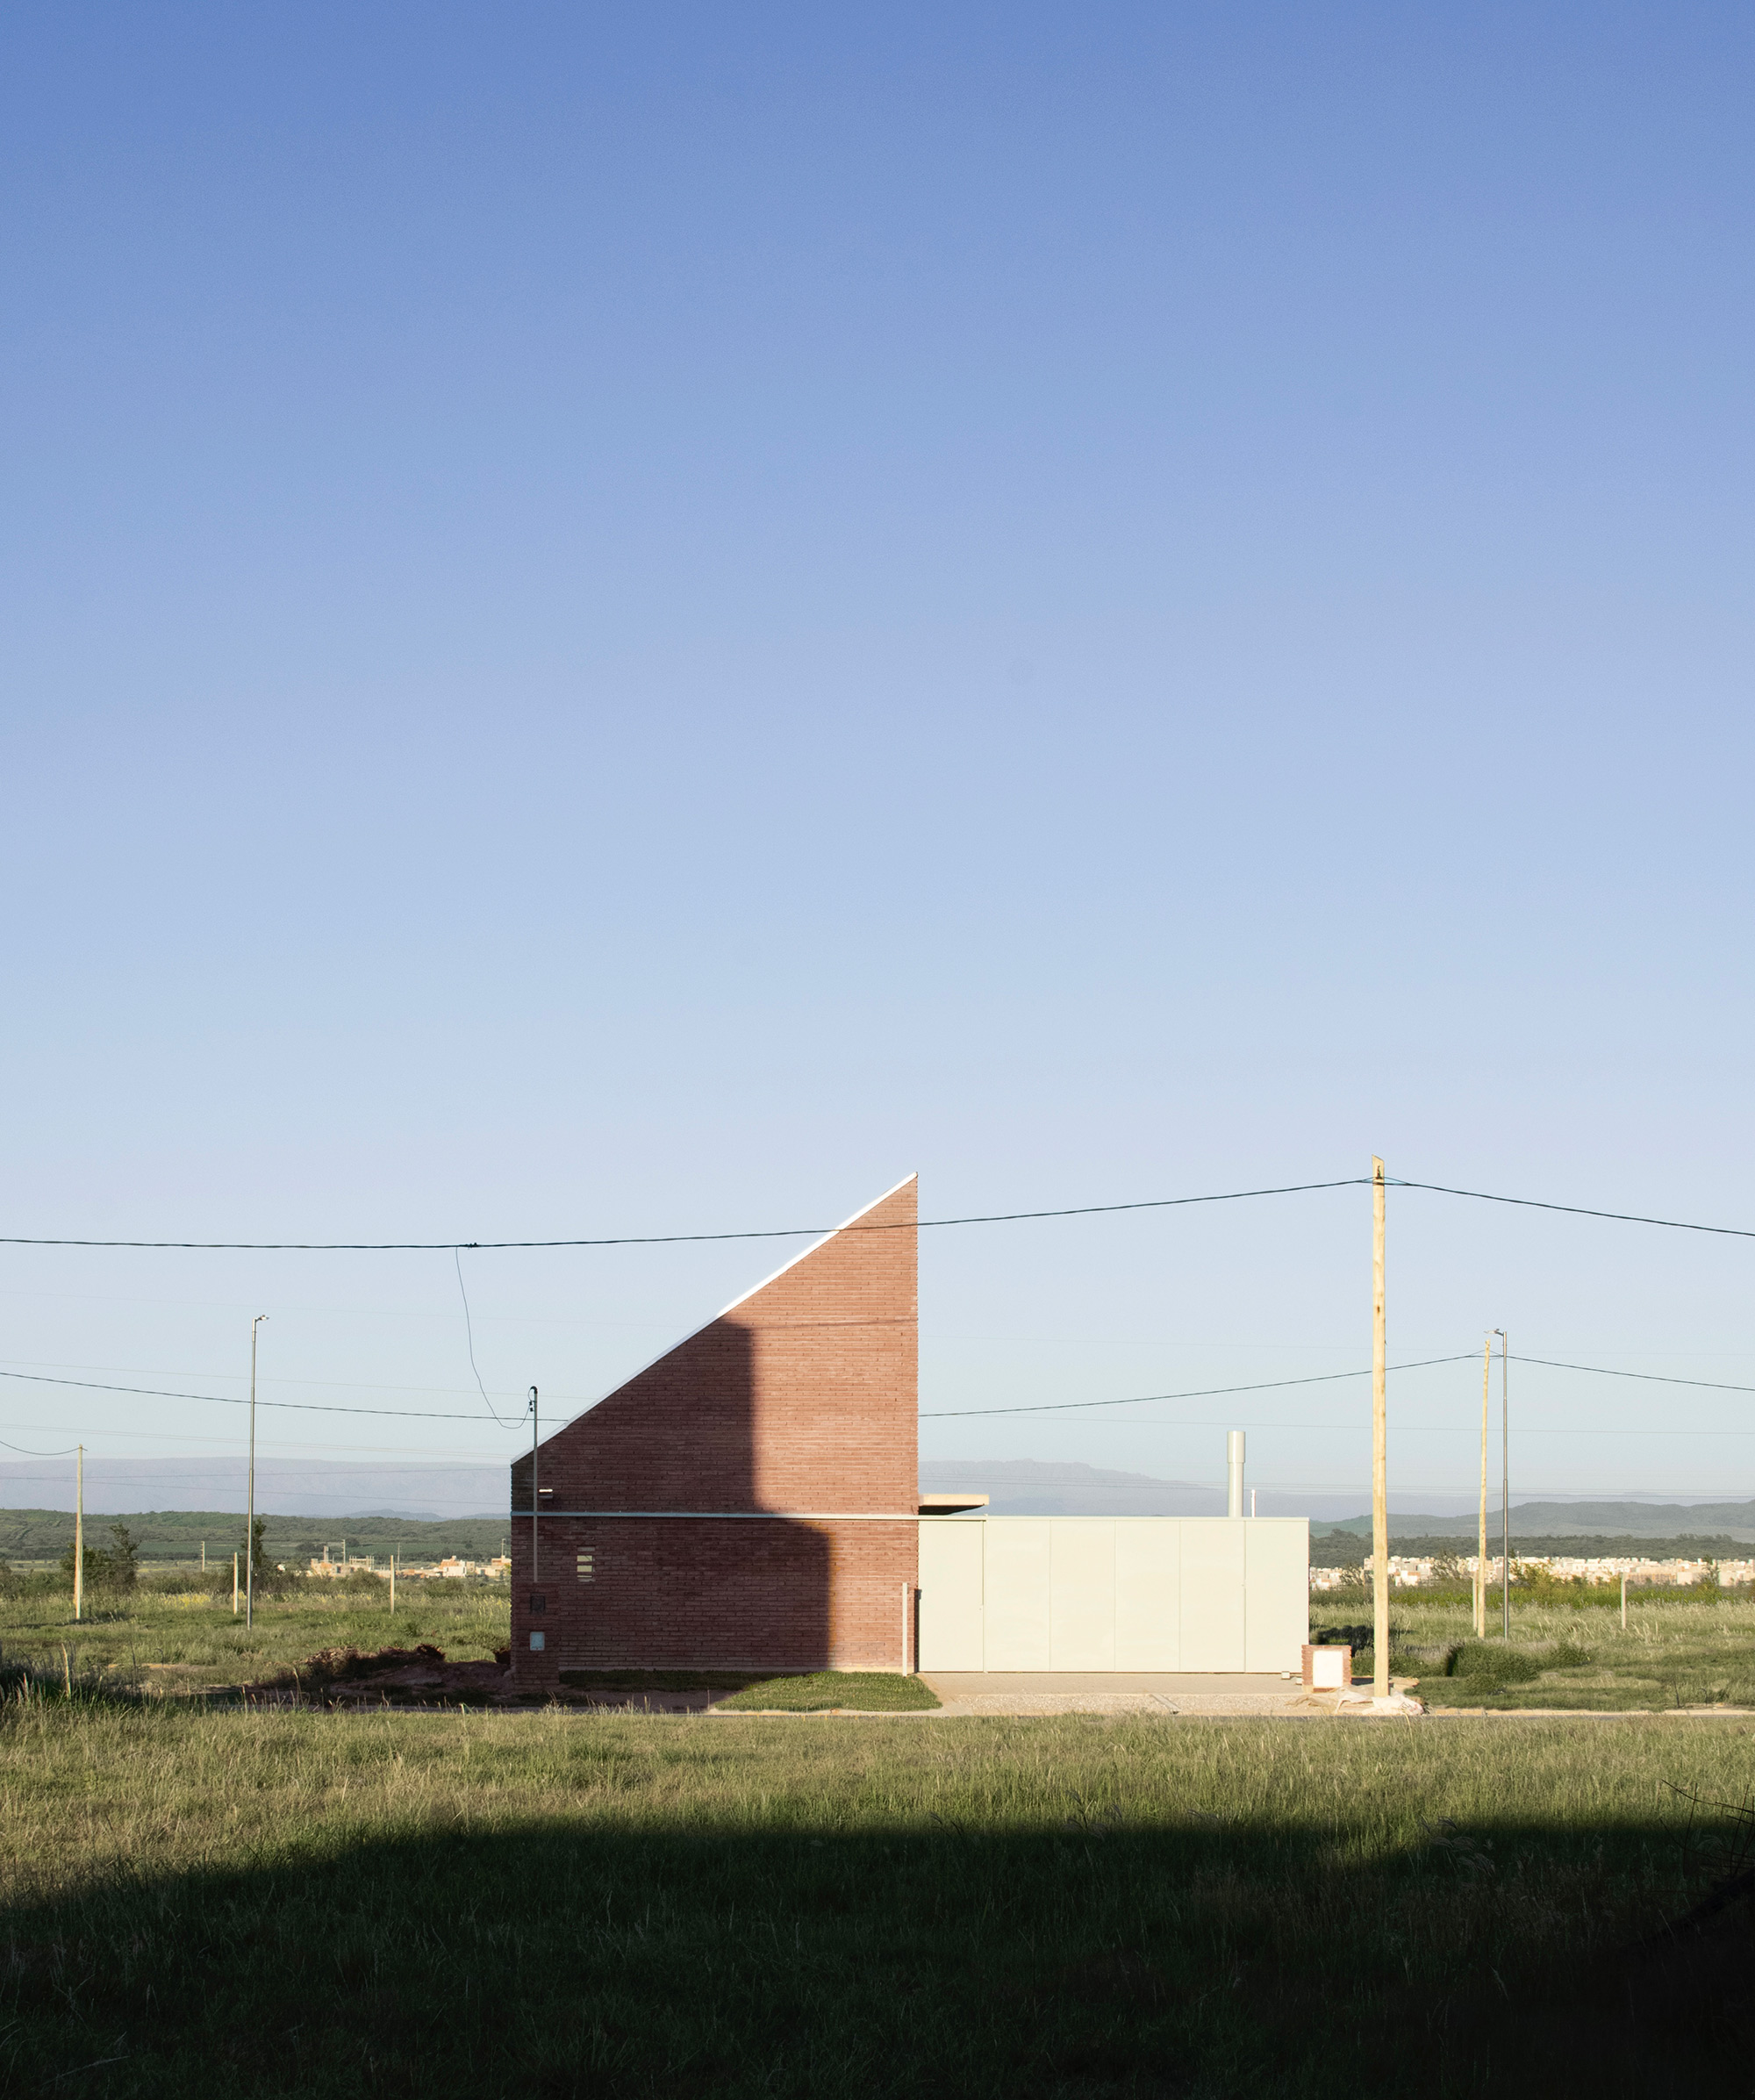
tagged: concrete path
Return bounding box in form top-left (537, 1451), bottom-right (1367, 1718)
top-left (920, 1671), bottom-right (1325, 1717)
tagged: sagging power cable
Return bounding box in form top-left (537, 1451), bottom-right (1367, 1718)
top-left (453, 1249), bottom-right (525, 1429)
top-left (0, 1366), bottom-right (506, 1423)
top-left (921, 1355), bottom-right (1476, 1418)
top-left (4, 1172), bottom-right (1755, 1249)
top-left (0, 1179), bottom-right (1366, 1248)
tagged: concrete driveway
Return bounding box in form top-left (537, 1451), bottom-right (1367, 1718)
top-left (920, 1671), bottom-right (1313, 1717)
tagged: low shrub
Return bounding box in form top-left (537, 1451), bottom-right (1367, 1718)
top-left (1444, 1642), bottom-right (1544, 1687)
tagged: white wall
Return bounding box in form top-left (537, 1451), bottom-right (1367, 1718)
top-left (917, 1516), bottom-right (1308, 1674)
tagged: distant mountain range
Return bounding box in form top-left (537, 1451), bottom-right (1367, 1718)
top-left (5, 1454), bottom-right (1745, 1538)
top-left (920, 1465), bottom-right (1755, 1536)
top-left (918, 1459), bottom-right (1389, 1520)
top-left (0, 1508), bottom-right (509, 1566)
top-left (0, 1456), bottom-right (508, 1519)
top-left (1316, 1500), bottom-right (1755, 1544)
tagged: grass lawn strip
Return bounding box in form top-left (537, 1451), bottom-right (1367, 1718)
top-left (713, 1671), bottom-right (940, 1711)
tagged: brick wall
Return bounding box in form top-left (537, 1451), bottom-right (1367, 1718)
top-left (511, 1176), bottom-right (918, 1679)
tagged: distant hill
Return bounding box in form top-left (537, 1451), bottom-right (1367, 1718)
top-left (0, 1509), bottom-right (512, 1567)
top-left (917, 1459), bottom-right (1386, 1519)
top-left (0, 1457), bottom-right (508, 1520)
top-left (920, 1459), bottom-right (1215, 1516)
top-left (1314, 1499), bottom-right (1755, 1544)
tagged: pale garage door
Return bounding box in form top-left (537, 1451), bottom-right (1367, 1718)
top-left (917, 1517), bottom-right (1307, 1674)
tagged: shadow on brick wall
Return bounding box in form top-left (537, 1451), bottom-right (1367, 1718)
top-left (511, 1316), bottom-right (835, 1673)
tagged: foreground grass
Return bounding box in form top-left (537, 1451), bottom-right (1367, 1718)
top-left (3, 1703), bottom-right (1754, 2096)
top-left (1315, 1594), bottom-right (1755, 1709)
top-left (0, 1579), bottom-right (507, 1693)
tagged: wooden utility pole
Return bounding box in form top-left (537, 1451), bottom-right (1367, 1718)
top-left (73, 1444), bottom-right (83, 1623)
top-left (1500, 1330), bottom-right (1510, 1638)
top-left (1372, 1157), bottom-right (1388, 1700)
top-left (1477, 1337), bottom-right (1490, 1637)
top-left (246, 1315), bottom-right (267, 1631)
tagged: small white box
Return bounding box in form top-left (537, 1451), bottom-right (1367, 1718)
top-left (1302, 1643), bottom-right (1348, 1689)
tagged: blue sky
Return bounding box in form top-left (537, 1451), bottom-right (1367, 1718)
top-left (3, 4), bottom-right (1753, 1514)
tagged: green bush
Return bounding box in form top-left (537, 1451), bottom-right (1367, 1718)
top-left (1444, 1642), bottom-right (1544, 1687)
top-left (58, 1523), bottom-right (138, 1595)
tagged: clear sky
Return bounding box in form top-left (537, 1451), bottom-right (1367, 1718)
top-left (3, 4), bottom-right (1753, 1515)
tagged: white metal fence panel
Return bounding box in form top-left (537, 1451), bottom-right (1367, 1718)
top-left (1049, 1520), bottom-right (1117, 1669)
top-left (917, 1516), bottom-right (985, 1670)
top-left (1244, 1520), bottom-right (1309, 1673)
top-left (1174, 1521), bottom-right (1249, 1671)
top-left (1114, 1521), bottom-right (1180, 1669)
top-left (981, 1520), bottom-right (1052, 1669)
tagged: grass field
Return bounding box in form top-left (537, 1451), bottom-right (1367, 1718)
top-left (1314, 1593), bottom-right (1755, 1709)
top-left (4, 1699), bottom-right (1754, 2096)
top-left (0, 1574), bottom-right (507, 1695)
top-left (12, 1578), bottom-right (1755, 1713)
top-left (3, 1584), bottom-right (1755, 2089)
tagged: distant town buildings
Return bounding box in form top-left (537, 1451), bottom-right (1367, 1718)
top-left (1311, 1554), bottom-right (1755, 1592)
top-left (307, 1550), bottom-right (376, 1577)
top-left (306, 1550), bottom-right (509, 1580)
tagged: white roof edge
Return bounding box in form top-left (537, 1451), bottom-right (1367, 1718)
top-left (534, 1172), bottom-right (919, 1444)
top-left (713, 1170), bottom-right (918, 1320)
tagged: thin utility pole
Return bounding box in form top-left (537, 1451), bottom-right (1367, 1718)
top-left (1372, 1157), bottom-right (1388, 1701)
top-left (232, 1551), bottom-right (239, 1616)
top-left (390, 1553), bottom-right (396, 1616)
top-left (1477, 1337), bottom-right (1490, 1638)
top-left (529, 1386), bottom-right (540, 1585)
top-left (1498, 1329), bottom-right (1510, 1637)
top-left (246, 1315), bottom-right (267, 1630)
top-left (73, 1444), bottom-right (84, 1623)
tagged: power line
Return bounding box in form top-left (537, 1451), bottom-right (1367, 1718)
top-left (0, 1356), bottom-right (550, 1399)
top-left (13, 1341), bottom-right (1755, 1433)
top-left (0, 1179), bottom-right (1367, 1250)
top-left (971, 1420), bottom-right (1755, 1437)
top-left (1390, 1179), bottom-right (1755, 1243)
top-left (5, 1171), bottom-right (1755, 1251)
top-left (922, 1350), bottom-right (1755, 1421)
top-left (1513, 1352), bottom-right (1755, 1396)
top-left (920, 1355), bottom-right (1476, 1418)
top-left (453, 1250), bottom-right (524, 1429)
top-left (0, 1367), bottom-right (507, 1423)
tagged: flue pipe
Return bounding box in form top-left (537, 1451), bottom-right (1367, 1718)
top-left (1227, 1430), bottom-right (1246, 1519)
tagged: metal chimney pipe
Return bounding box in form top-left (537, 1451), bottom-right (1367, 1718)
top-left (1227, 1430), bottom-right (1246, 1519)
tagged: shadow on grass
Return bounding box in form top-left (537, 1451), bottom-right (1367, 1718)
top-left (4, 1810), bottom-right (1752, 2098)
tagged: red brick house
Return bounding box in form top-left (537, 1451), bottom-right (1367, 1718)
top-left (510, 1175), bottom-right (918, 1683)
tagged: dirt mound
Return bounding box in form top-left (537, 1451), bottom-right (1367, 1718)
top-left (240, 1648), bottom-right (761, 1711)
top-left (247, 1643), bottom-right (514, 1708)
